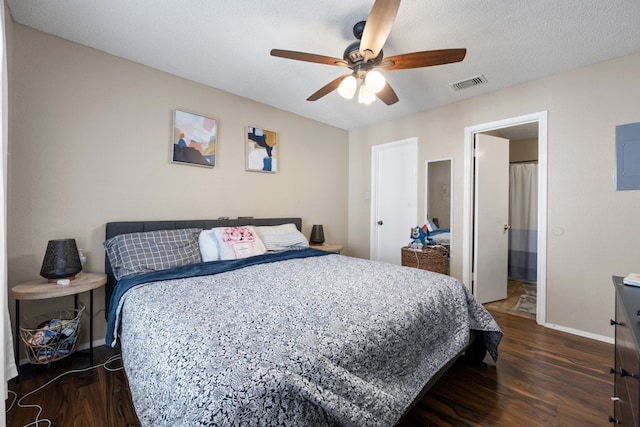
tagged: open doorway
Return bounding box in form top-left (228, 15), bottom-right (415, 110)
top-left (462, 112), bottom-right (548, 325)
top-left (482, 129), bottom-right (539, 320)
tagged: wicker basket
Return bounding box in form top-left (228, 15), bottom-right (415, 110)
top-left (20, 303), bottom-right (84, 364)
top-left (401, 245), bottom-right (449, 274)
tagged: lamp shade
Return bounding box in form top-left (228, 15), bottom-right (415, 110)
top-left (310, 225), bottom-right (325, 245)
top-left (365, 70), bottom-right (386, 93)
top-left (337, 75), bottom-right (357, 99)
top-left (40, 239), bottom-right (82, 281)
top-left (358, 83), bottom-right (376, 104)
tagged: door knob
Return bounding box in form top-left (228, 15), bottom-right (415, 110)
top-left (377, 220), bottom-right (383, 225)
top-left (504, 224), bottom-right (511, 230)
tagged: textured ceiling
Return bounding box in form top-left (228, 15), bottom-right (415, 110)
top-left (6, 0), bottom-right (640, 131)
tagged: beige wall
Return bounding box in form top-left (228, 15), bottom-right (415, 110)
top-left (349, 52), bottom-right (640, 340)
top-left (7, 24), bottom-right (348, 351)
top-left (510, 138), bottom-right (538, 162)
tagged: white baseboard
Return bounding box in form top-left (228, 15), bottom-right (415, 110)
top-left (544, 322), bottom-right (614, 344)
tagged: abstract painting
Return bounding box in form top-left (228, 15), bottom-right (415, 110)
top-left (246, 126), bottom-right (277, 173)
top-left (172, 109), bottom-right (217, 168)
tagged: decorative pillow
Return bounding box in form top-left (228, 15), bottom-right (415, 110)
top-left (210, 226), bottom-right (266, 261)
top-left (104, 228), bottom-right (202, 280)
top-left (254, 223), bottom-right (309, 251)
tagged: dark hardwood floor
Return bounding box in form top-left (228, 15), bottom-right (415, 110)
top-left (399, 311), bottom-right (613, 426)
top-left (6, 309), bottom-right (613, 427)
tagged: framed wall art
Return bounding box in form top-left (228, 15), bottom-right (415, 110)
top-left (246, 126), bottom-right (277, 173)
top-left (172, 109), bottom-right (217, 168)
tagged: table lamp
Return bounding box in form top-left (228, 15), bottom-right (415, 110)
top-left (310, 225), bottom-right (325, 245)
top-left (40, 239), bottom-right (82, 282)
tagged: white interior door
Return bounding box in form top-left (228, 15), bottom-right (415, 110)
top-left (474, 134), bottom-right (510, 303)
top-left (371, 138), bottom-right (417, 264)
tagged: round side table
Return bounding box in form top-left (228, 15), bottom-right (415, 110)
top-left (11, 272), bottom-right (106, 370)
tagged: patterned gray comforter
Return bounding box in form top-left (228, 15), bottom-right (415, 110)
top-left (115, 252), bottom-right (502, 426)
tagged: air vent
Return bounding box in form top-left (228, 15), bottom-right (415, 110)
top-left (449, 74), bottom-right (488, 91)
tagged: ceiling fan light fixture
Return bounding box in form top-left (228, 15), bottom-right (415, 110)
top-left (358, 83), bottom-right (376, 104)
top-left (270, 0), bottom-right (466, 106)
top-left (364, 70), bottom-right (385, 93)
top-left (337, 75), bottom-right (357, 99)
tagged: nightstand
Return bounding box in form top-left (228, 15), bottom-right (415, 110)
top-left (309, 244), bottom-right (343, 254)
top-left (11, 272), bottom-right (107, 368)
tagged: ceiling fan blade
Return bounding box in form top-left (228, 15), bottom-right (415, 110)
top-left (270, 49), bottom-right (348, 67)
top-left (307, 75), bottom-right (351, 101)
top-left (359, 0), bottom-right (401, 62)
top-left (376, 81), bottom-right (399, 105)
top-left (381, 48), bottom-right (467, 70)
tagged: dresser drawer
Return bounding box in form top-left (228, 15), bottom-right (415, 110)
top-left (614, 289), bottom-right (640, 426)
top-left (616, 298), bottom-right (640, 377)
top-left (614, 395), bottom-right (635, 427)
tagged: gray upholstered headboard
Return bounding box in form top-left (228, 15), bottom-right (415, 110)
top-left (104, 217), bottom-right (303, 317)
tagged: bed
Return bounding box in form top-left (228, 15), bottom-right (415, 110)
top-left (429, 228), bottom-right (451, 246)
top-left (104, 218), bottom-right (502, 426)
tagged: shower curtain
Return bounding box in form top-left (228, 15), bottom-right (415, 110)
top-left (508, 163), bottom-right (538, 282)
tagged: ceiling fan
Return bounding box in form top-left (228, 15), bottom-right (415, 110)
top-left (270, 0), bottom-right (466, 105)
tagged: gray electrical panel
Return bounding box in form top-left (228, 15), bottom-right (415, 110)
top-left (616, 122), bottom-right (640, 191)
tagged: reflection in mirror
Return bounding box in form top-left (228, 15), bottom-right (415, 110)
top-left (425, 158), bottom-right (453, 253)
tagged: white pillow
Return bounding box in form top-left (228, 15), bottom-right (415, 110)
top-left (255, 223), bottom-right (309, 251)
top-left (198, 229), bottom-right (220, 262)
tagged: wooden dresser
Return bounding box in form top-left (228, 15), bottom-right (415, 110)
top-left (611, 276), bottom-right (640, 425)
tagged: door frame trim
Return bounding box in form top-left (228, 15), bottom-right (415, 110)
top-left (462, 111), bottom-right (548, 324)
top-left (370, 137), bottom-right (418, 261)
